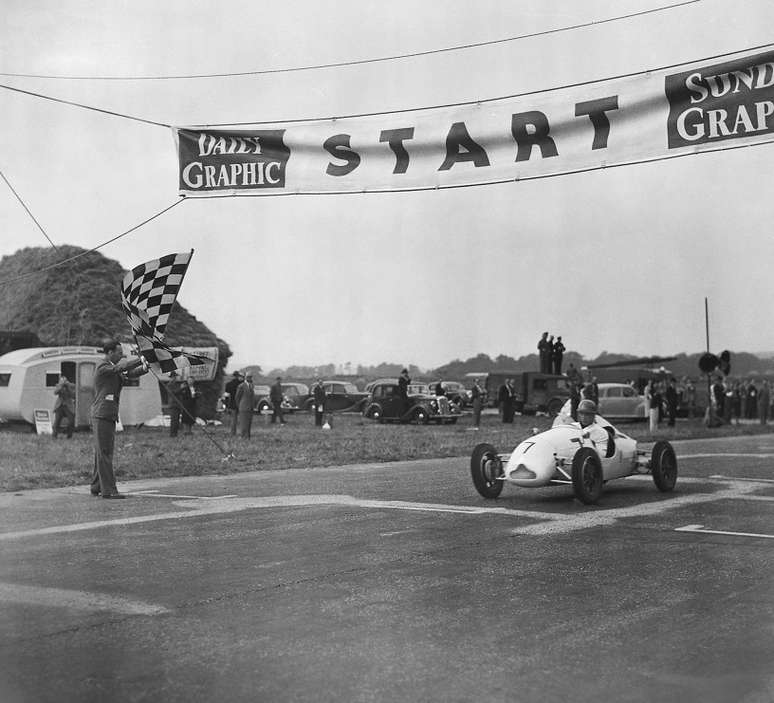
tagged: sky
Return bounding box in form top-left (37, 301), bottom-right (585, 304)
top-left (1, 0), bottom-right (773, 372)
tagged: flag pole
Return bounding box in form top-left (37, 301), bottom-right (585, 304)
top-left (135, 335), bottom-right (234, 458)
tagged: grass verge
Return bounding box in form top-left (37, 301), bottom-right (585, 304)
top-left (1, 411), bottom-right (771, 492)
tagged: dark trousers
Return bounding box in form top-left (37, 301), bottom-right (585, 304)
top-left (472, 399), bottom-right (482, 427)
top-left (169, 406), bottom-right (181, 436)
top-left (90, 417), bottom-right (117, 495)
top-left (238, 410), bottom-right (253, 438)
top-left (229, 408), bottom-right (239, 436)
top-left (52, 406), bottom-right (74, 438)
top-left (271, 401), bottom-right (285, 424)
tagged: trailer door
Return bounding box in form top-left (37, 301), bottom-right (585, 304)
top-left (76, 362), bottom-right (95, 427)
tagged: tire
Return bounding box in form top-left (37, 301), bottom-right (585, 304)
top-left (413, 408), bottom-right (429, 425)
top-left (258, 401), bottom-right (270, 413)
top-left (364, 405), bottom-right (383, 423)
top-left (470, 443), bottom-right (504, 498)
top-left (651, 440), bottom-right (678, 492)
top-left (571, 447), bottom-right (604, 505)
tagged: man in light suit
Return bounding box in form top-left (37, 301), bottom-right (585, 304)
top-left (235, 373), bottom-right (256, 438)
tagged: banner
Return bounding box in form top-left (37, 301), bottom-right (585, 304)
top-left (174, 46), bottom-right (774, 196)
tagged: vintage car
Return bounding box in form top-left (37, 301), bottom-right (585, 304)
top-left (596, 383), bottom-right (647, 420)
top-left (469, 412), bottom-right (677, 504)
top-left (308, 381), bottom-right (369, 413)
top-left (427, 380), bottom-right (471, 407)
top-left (363, 381), bottom-right (462, 424)
top-left (255, 382), bottom-right (309, 414)
top-left (553, 384), bottom-right (647, 422)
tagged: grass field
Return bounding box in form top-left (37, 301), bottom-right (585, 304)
top-left (1, 410), bottom-right (771, 492)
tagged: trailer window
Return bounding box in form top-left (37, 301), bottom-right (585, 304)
top-left (45, 373), bottom-right (60, 387)
top-left (0, 373), bottom-right (10, 386)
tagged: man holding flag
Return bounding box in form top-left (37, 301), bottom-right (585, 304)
top-left (90, 339), bottom-right (148, 498)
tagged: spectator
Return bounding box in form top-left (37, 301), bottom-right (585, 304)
top-left (90, 339), bottom-right (148, 499)
top-left (311, 378), bottom-right (326, 427)
top-left (398, 368), bottom-right (411, 417)
top-left (665, 378), bottom-right (678, 427)
top-left (235, 373), bottom-right (256, 438)
top-left (758, 380), bottom-right (770, 425)
top-left (566, 363), bottom-right (580, 384)
top-left (712, 377), bottom-right (725, 419)
top-left (166, 371), bottom-right (187, 437)
top-left (52, 374), bottom-right (76, 439)
top-left (570, 380), bottom-right (582, 421)
top-left (181, 378), bottom-right (198, 435)
top-left (270, 376), bottom-right (286, 425)
top-left (434, 379), bottom-right (445, 398)
top-left (746, 380), bottom-right (758, 420)
top-left (498, 378), bottom-right (515, 423)
top-left (551, 336), bottom-right (565, 375)
top-left (223, 370), bottom-right (243, 436)
top-left (537, 332), bottom-right (550, 373)
top-left (723, 379), bottom-right (734, 424)
top-left (645, 380), bottom-right (660, 434)
top-left (470, 378), bottom-right (484, 430)
top-left (684, 378), bottom-right (696, 419)
top-left (583, 377), bottom-right (599, 408)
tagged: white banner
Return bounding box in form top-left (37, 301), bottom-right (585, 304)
top-left (175, 46), bottom-right (774, 196)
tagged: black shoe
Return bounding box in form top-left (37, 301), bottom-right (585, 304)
top-left (102, 492), bottom-right (127, 499)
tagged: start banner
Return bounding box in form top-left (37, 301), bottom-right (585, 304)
top-left (174, 46), bottom-right (774, 196)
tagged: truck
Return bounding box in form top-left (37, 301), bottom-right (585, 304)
top-left (484, 370), bottom-right (571, 416)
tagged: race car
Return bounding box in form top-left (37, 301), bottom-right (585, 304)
top-left (469, 411), bottom-right (677, 504)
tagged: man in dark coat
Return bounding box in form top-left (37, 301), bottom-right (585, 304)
top-left (551, 336), bottom-right (566, 375)
top-left (90, 339), bottom-right (148, 499)
top-left (537, 332), bottom-right (550, 373)
top-left (224, 370), bottom-right (243, 436)
top-left (398, 369), bottom-right (411, 417)
top-left (311, 379), bottom-right (326, 427)
top-left (270, 376), bottom-right (286, 424)
top-left (52, 374), bottom-right (76, 439)
top-left (665, 378), bottom-right (678, 427)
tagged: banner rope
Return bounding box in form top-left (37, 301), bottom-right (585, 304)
top-left (0, 1), bottom-right (702, 81)
top-left (0, 168), bottom-right (58, 250)
top-left (0, 198), bottom-right (186, 288)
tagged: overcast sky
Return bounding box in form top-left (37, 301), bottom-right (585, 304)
top-left (1, 0), bottom-right (772, 371)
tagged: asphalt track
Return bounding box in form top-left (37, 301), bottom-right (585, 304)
top-left (1, 434), bottom-right (773, 703)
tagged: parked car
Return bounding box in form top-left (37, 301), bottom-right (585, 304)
top-left (427, 380), bottom-right (471, 407)
top-left (362, 381), bottom-right (462, 424)
top-left (312, 381), bottom-right (369, 412)
top-left (596, 383), bottom-right (647, 420)
top-left (255, 382), bottom-right (309, 413)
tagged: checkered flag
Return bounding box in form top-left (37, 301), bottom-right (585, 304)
top-left (121, 250), bottom-right (205, 374)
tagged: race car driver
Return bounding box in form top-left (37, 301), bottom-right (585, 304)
top-left (574, 399), bottom-right (615, 458)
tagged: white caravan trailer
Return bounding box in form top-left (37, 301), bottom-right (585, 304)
top-left (0, 346), bottom-right (162, 428)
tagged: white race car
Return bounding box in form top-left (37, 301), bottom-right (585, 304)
top-left (469, 412), bottom-right (677, 505)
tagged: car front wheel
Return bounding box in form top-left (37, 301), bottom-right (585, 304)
top-left (470, 443), bottom-right (504, 498)
top-left (413, 408), bottom-right (429, 425)
top-left (571, 447), bottom-right (604, 504)
top-left (651, 440), bottom-right (678, 492)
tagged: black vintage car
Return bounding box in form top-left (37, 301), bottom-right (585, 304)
top-left (306, 381), bottom-right (369, 413)
top-left (362, 382), bottom-right (461, 424)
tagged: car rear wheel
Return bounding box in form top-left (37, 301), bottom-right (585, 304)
top-left (470, 443), bottom-right (504, 498)
top-left (651, 440), bottom-right (678, 492)
top-left (571, 447), bottom-right (604, 504)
